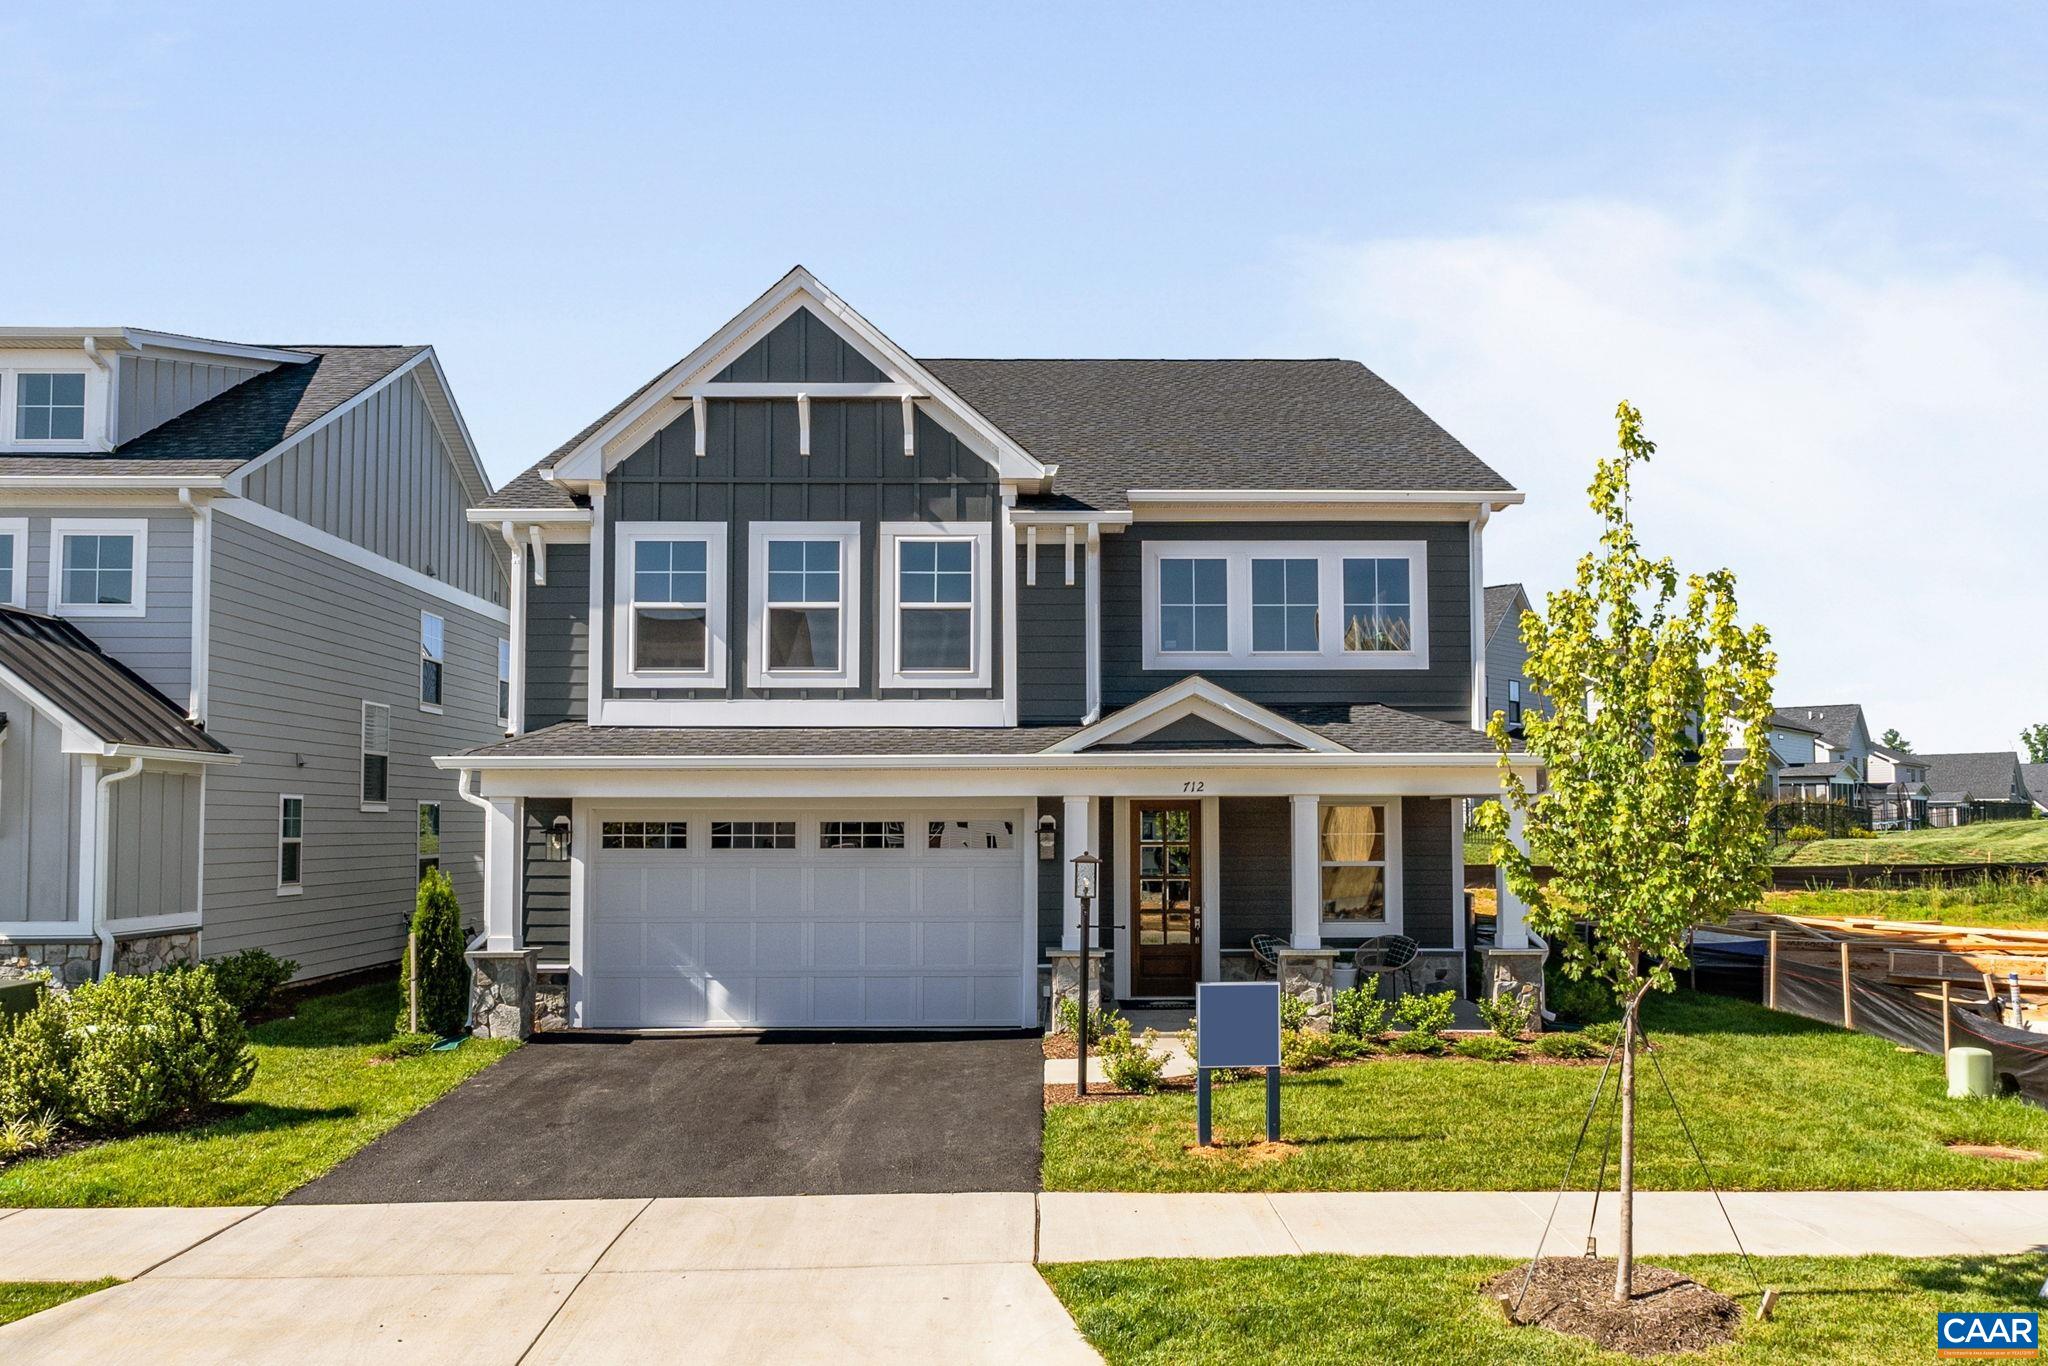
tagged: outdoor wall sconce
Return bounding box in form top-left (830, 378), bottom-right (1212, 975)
top-left (1037, 813), bottom-right (1058, 859)
top-left (546, 814), bottom-right (572, 861)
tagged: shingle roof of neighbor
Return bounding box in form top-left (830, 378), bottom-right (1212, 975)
top-left (480, 357), bottom-right (1516, 513)
top-left (1776, 703), bottom-right (1867, 754)
top-left (0, 607), bottom-right (230, 755)
top-left (2022, 764), bottom-right (2048, 810)
top-left (462, 702), bottom-right (1496, 761)
top-left (0, 345), bottom-right (425, 480)
top-left (1918, 752), bottom-right (2027, 803)
top-left (1778, 761), bottom-right (1855, 780)
top-left (1483, 584), bottom-right (1526, 641)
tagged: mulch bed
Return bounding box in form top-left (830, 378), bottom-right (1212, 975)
top-left (1484, 1258), bottom-right (1742, 1357)
top-left (1042, 1034), bottom-right (1078, 1059)
top-left (1044, 1077), bottom-right (1197, 1107)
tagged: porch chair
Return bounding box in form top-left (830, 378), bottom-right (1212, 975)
top-left (1353, 934), bottom-right (1419, 1000)
top-left (1248, 934), bottom-right (1291, 979)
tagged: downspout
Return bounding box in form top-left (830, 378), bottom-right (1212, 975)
top-left (454, 768), bottom-right (493, 953)
top-left (92, 756), bottom-right (145, 979)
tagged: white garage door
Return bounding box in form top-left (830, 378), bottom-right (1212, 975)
top-left (584, 811), bottom-right (1030, 1029)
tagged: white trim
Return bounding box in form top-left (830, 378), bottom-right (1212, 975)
top-left (0, 476), bottom-right (230, 495)
top-left (1009, 510), bottom-right (1134, 529)
top-left (0, 518), bottom-right (25, 607)
top-left (1, 365), bottom-right (101, 452)
top-left (876, 520), bottom-right (992, 690)
top-left (1111, 796), bottom-right (1130, 1000)
top-left (586, 486), bottom-right (606, 723)
top-left (0, 924), bottom-right (99, 942)
top-left (212, 499), bottom-right (508, 623)
top-left (1128, 489), bottom-right (1523, 506)
top-left (612, 521), bottom-right (730, 689)
top-left (685, 381), bottom-right (923, 399)
top-left (1314, 798), bottom-right (1404, 939)
top-left (1048, 675), bottom-right (1347, 754)
top-left (182, 491), bottom-right (211, 722)
top-left (1083, 525), bottom-right (1101, 723)
top-left (498, 635), bottom-right (513, 729)
top-left (359, 700), bottom-right (390, 811)
top-left (465, 506), bottom-right (592, 525)
top-left (1200, 795), bottom-right (1220, 983)
top-left (597, 697), bottom-right (1007, 727)
top-left (746, 521), bottom-right (860, 690)
top-left (277, 793), bottom-right (304, 894)
top-left (48, 517), bottom-right (148, 618)
top-left (1469, 510), bottom-right (1488, 729)
top-left (500, 524), bottom-right (525, 733)
top-left (1001, 498), bottom-right (1019, 727)
top-left (446, 748), bottom-right (1538, 778)
top-left (96, 910), bottom-right (204, 936)
top-left (419, 609), bottom-right (446, 711)
top-left (0, 328), bottom-right (310, 366)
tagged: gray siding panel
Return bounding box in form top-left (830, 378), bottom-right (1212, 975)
top-left (602, 402), bottom-right (1002, 702)
top-left (525, 545), bottom-right (590, 730)
top-left (714, 308), bottom-right (886, 383)
top-left (1036, 796), bottom-right (1063, 953)
top-left (0, 685), bottom-right (79, 921)
top-left (115, 355), bottom-right (263, 444)
top-left (240, 370), bottom-right (505, 606)
top-left (1017, 543), bottom-right (1085, 724)
top-left (203, 513), bottom-right (506, 979)
top-left (105, 769), bottom-right (202, 921)
top-left (17, 508), bottom-right (194, 705)
top-left (1218, 797), bottom-right (1291, 949)
top-left (522, 797), bottom-right (572, 956)
top-left (1401, 796), bottom-right (1455, 948)
top-left (1099, 521), bottom-right (1473, 721)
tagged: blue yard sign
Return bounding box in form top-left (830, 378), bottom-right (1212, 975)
top-left (1938, 1312), bottom-right (2039, 1359)
top-left (1195, 981), bottom-right (1283, 1145)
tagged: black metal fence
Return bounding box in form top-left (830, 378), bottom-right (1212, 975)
top-left (1766, 799), bottom-right (1871, 838)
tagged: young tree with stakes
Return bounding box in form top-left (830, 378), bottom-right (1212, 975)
top-left (1476, 402), bottom-right (1777, 1304)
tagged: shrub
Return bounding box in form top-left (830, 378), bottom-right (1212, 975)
top-left (206, 948), bottom-right (298, 1020)
top-left (1581, 1019), bottom-right (1624, 1050)
top-left (1390, 1030), bottom-right (1447, 1056)
top-left (1393, 989), bottom-right (1457, 1039)
top-left (1, 969), bottom-right (254, 1132)
top-left (0, 978), bottom-right (42, 1026)
top-left (1279, 992), bottom-right (1311, 1032)
top-left (0, 1111), bottom-right (61, 1160)
top-left (1331, 986), bottom-right (1389, 1040)
top-left (1281, 1027), bottom-right (1341, 1071)
top-left (1095, 1019), bottom-right (1166, 1093)
top-left (1453, 1035), bottom-right (1521, 1062)
top-left (398, 869), bottom-right (470, 1038)
top-left (370, 1032), bottom-right (438, 1063)
top-left (1785, 824), bottom-right (1827, 843)
top-left (1054, 996), bottom-right (1123, 1047)
top-left (1534, 1031), bottom-right (1600, 1060)
top-left (1475, 990), bottom-right (1534, 1040)
top-left (1844, 826), bottom-right (1878, 839)
top-left (1545, 963), bottom-right (1619, 1023)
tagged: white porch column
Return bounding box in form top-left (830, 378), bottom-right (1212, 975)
top-left (1495, 802), bottom-right (1531, 949)
top-left (1289, 794), bottom-right (1321, 948)
top-left (1061, 794), bottom-right (1093, 950)
top-left (483, 797), bottom-right (520, 952)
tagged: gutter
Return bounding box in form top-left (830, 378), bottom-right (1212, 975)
top-left (91, 756), bottom-right (145, 979)
top-left (433, 750), bottom-right (1541, 773)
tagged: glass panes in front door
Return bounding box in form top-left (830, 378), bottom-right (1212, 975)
top-left (1135, 806), bottom-right (1196, 948)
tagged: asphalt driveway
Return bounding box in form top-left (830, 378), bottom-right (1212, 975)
top-left (290, 1030), bottom-right (1045, 1203)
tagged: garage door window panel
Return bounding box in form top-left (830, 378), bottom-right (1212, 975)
top-left (602, 820), bottom-right (689, 850)
top-left (712, 820), bottom-right (796, 850)
top-left (820, 820), bottom-right (906, 850)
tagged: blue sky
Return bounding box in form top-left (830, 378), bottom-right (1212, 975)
top-left (6, 3), bottom-right (2044, 751)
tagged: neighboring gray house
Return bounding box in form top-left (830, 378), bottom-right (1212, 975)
top-left (1774, 702), bottom-right (1929, 827)
top-left (2024, 764), bottom-right (2048, 818)
top-left (0, 329), bottom-right (508, 983)
top-left (1919, 751), bottom-right (2032, 827)
top-left (1481, 582), bottom-right (1534, 734)
top-left (444, 267), bottom-right (1537, 1035)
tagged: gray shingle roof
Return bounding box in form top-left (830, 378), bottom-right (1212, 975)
top-left (1775, 703), bottom-right (1866, 754)
top-left (0, 345), bottom-right (426, 479)
top-left (1767, 711), bottom-right (1824, 737)
top-left (481, 357), bottom-right (1517, 513)
top-left (0, 607), bottom-right (230, 755)
top-left (1778, 761), bottom-right (1855, 779)
top-left (1483, 584), bottom-right (1526, 642)
top-left (2021, 764), bottom-right (2048, 810)
top-left (1918, 752), bottom-right (2027, 804)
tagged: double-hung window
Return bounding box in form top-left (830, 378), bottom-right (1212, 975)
top-left (15, 373), bottom-right (86, 441)
top-left (613, 522), bottom-right (727, 687)
top-left (49, 519), bottom-right (146, 617)
top-left (278, 796), bottom-right (304, 893)
top-left (879, 522), bottom-right (990, 687)
top-left (1506, 679), bottom-right (1523, 726)
top-left (1318, 802), bottom-right (1401, 932)
top-left (748, 522), bottom-right (859, 688)
top-left (497, 639), bottom-right (512, 724)
top-left (1142, 540), bottom-right (1427, 670)
top-left (360, 701), bottom-right (390, 810)
top-left (419, 612), bottom-right (445, 709)
top-left (0, 519), bottom-right (24, 607)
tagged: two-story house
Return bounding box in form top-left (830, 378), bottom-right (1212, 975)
top-left (1773, 703), bottom-right (1929, 827)
top-left (446, 269), bottom-right (1535, 1034)
top-left (1920, 752), bottom-right (2033, 827)
top-left (0, 329), bottom-right (507, 985)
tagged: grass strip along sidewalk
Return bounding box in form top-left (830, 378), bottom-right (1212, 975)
top-left (0, 982), bottom-right (515, 1208)
top-left (0, 1280), bottom-right (118, 1328)
top-left (1042, 992), bottom-right (2048, 1192)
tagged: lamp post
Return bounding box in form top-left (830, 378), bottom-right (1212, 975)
top-left (1072, 849), bottom-right (1101, 1096)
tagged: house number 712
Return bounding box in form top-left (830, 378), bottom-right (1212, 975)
top-left (1181, 781), bottom-right (1205, 793)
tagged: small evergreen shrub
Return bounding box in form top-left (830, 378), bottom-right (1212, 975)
top-left (1389, 1030), bottom-right (1447, 1056)
top-left (0, 1002), bottom-right (73, 1125)
top-left (1453, 1035), bottom-right (1521, 1062)
top-left (1544, 963), bottom-right (1620, 1023)
top-left (1281, 1027), bottom-right (1341, 1071)
top-left (1095, 1019), bottom-right (1166, 1092)
top-left (1054, 996), bottom-right (1122, 1047)
top-left (206, 948), bottom-right (298, 1020)
top-left (1844, 825), bottom-right (1878, 839)
top-left (1784, 824), bottom-right (1826, 843)
top-left (1279, 993), bottom-right (1311, 1032)
top-left (1475, 990), bottom-right (1534, 1040)
top-left (1331, 986), bottom-right (1389, 1041)
top-left (1581, 1019), bottom-right (1624, 1050)
top-left (1393, 989), bottom-right (1457, 1039)
top-left (398, 869), bottom-right (470, 1038)
top-left (1534, 1031), bottom-right (1601, 1060)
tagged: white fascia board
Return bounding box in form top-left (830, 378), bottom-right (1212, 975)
top-left (1046, 675), bottom-right (1346, 754)
top-left (108, 744), bottom-right (238, 767)
top-left (213, 499), bottom-right (509, 623)
top-left (1009, 510), bottom-right (1134, 529)
top-left (410, 347), bottom-right (498, 500)
top-left (118, 331), bottom-right (314, 365)
top-left (0, 475), bottom-right (229, 492)
top-left (439, 749), bottom-right (1537, 773)
top-left (1127, 488), bottom-right (1525, 506)
top-left (549, 267), bottom-right (1048, 484)
top-left (465, 506), bottom-right (592, 525)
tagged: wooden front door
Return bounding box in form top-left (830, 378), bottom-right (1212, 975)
top-left (1130, 801), bottom-right (1201, 997)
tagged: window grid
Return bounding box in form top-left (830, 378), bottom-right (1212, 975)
top-left (764, 539), bottom-right (843, 672)
top-left (711, 820), bottom-right (797, 850)
top-left (16, 372), bottom-right (86, 441)
top-left (1158, 557), bottom-right (1228, 654)
top-left (278, 796), bottom-right (304, 890)
top-left (420, 612), bottom-right (445, 706)
top-left (1341, 557), bottom-right (1413, 653)
top-left (601, 820), bottom-right (690, 850)
top-left (895, 539), bottom-right (974, 672)
top-left (819, 820), bottom-right (906, 850)
top-left (60, 534), bottom-right (134, 608)
top-left (1251, 557), bottom-right (1319, 653)
top-left (0, 531), bottom-right (15, 605)
top-left (631, 538), bottom-right (711, 673)
top-left (1318, 803), bottom-right (1388, 925)
top-left (360, 702), bottom-right (390, 808)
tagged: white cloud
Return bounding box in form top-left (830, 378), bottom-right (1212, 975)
top-left (1297, 194), bottom-right (2048, 755)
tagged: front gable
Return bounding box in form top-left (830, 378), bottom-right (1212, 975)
top-left (714, 307), bottom-right (886, 384)
top-left (1049, 676), bottom-right (1344, 754)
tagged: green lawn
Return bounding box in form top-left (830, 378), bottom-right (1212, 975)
top-left (1778, 820), bottom-right (2048, 866)
top-left (0, 1280), bottom-right (117, 1327)
top-left (1041, 991), bottom-right (2048, 1192)
top-left (1766, 876), bottom-right (2048, 931)
top-left (0, 982), bottom-right (515, 1207)
top-left (1044, 1254), bottom-right (2048, 1366)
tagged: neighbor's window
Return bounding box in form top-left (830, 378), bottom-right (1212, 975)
top-left (820, 820), bottom-right (906, 850)
top-left (278, 796), bottom-right (304, 891)
top-left (632, 538), bottom-right (710, 671)
top-left (764, 538), bottom-right (843, 672)
top-left (55, 528), bottom-right (140, 612)
top-left (927, 819), bottom-right (1016, 851)
top-left (16, 372), bottom-right (86, 441)
top-left (1319, 803), bottom-right (1388, 924)
top-left (1340, 557), bottom-right (1411, 653)
top-left (497, 638), bottom-right (511, 723)
top-left (360, 701), bottom-right (390, 808)
top-left (1507, 679), bottom-right (1522, 724)
top-left (0, 524), bottom-right (20, 606)
top-left (600, 820), bottom-right (689, 850)
top-left (1158, 557), bottom-right (1228, 654)
top-left (895, 540), bottom-right (974, 671)
top-left (1251, 557), bottom-right (1318, 653)
top-left (417, 802), bottom-right (441, 880)
top-left (711, 820), bottom-right (796, 850)
top-left (419, 612), bottom-right (445, 708)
